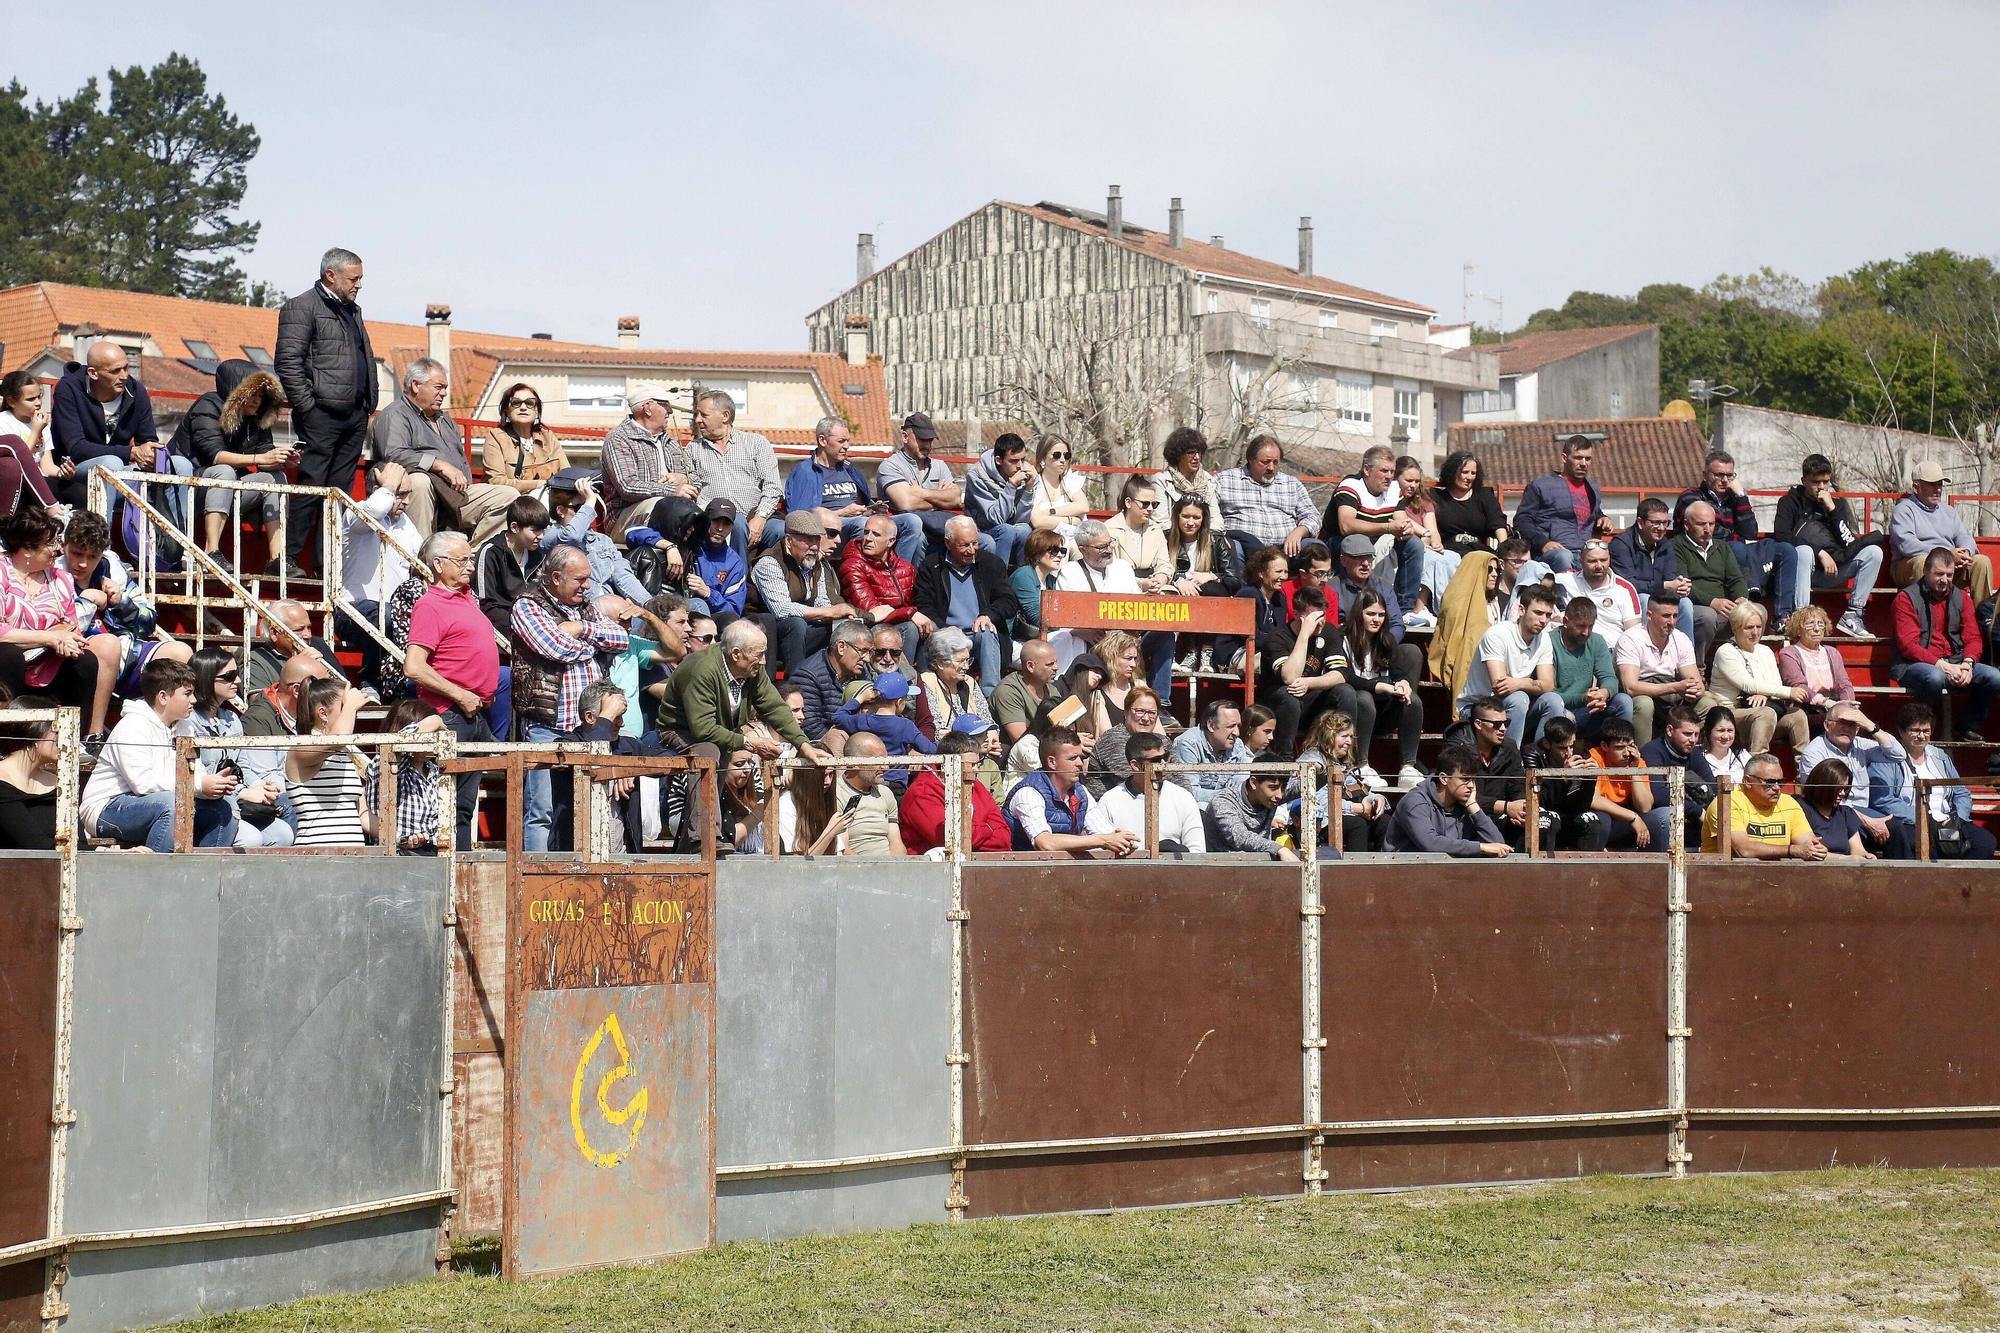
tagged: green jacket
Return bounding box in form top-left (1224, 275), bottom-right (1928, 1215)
top-left (1551, 631), bottom-right (1617, 708)
top-left (1671, 533), bottom-right (1748, 606)
top-left (656, 644), bottom-right (809, 752)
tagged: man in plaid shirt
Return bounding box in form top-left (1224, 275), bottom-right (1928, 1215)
top-left (1215, 434), bottom-right (1319, 566)
top-left (510, 545), bottom-right (632, 850)
top-left (599, 380), bottom-right (700, 537)
top-left (364, 706), bottom-right (448, 854)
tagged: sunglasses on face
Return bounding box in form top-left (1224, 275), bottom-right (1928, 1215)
top-left (508, 399), bottom-right (540, 411)
top-left (1045, 451), bottom-right (1069, 461)
top-left (688, 632), bottom-right (716, 644)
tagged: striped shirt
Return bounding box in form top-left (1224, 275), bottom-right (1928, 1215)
top-left (1331, 474), bottom-right (1399, 528)
top-left (1213, 467), bottom-right (1318, 547)
top-left (289, 749), bottom-right (367, 847)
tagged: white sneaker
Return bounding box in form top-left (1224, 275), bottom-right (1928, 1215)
top-left (1397, 764), bottom-right (1426, 788)
top-left (1836, 611), bottom-right (1877, 640)
top-left (1402, 608), bottom-right (1437, 631)
top-left (1357, 765), bottom-right (1387, 792)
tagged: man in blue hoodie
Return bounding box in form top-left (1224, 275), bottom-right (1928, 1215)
top-left (50, 342), bottom-right (194, 525)
top-left (963, 432), bottom-right (1036, 565)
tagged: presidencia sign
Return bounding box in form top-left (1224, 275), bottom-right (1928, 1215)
top-left (1040, 590), bottom-right (1255, 637)
top-left (505, 866), bottom-right (714, 1278)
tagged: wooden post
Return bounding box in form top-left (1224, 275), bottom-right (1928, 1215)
top-left (378, 741), bottom-right (400, 854)
top-left (1141, 761), bottom-right (1159, 858)
top-left (1524, 768), bottom-right (1541, 858)
top-left (171, 736), bottom-right (196, 853)
top-left (1915, 778), bottom-right (1932, 863)
top-left (570, 760), bottom-right (593, 859)
top-left (761, 760), bottom-right (782, 859)
top-left (959, 764), bottom-right (979, 859)
top-left (1717, 776), bottom-right (1733, 862)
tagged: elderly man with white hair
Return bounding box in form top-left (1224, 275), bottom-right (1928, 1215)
top-left (1045, 518), bottom-right (1175, 693)
top-left (370, 357), bottom-right (512, 543)
top-left (913, 514), bottom-right (1018, 693)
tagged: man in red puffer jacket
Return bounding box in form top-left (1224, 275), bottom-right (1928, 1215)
top-left (840, 511), bottom-right (932, 664)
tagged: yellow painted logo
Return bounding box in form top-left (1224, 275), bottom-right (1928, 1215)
top-left (570, 1013), bottom-right (649, 1168)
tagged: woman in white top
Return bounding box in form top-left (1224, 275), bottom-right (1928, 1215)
top-left (0, 370), bottom-right (68, 518)
top-left (1027, 434), bottom-right (1089, 548)
top-left (1702, 601), bottom-right (1808, 752)
top-left (1696, 706), bottom-right (1748, 785)
top-left (286, 677), bottom-right (369, 848)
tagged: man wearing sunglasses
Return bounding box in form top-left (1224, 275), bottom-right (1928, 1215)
top-left (1701, 752), bottom-right (1826, 860)
top-left (963, 432), bottom-right (1036, 566)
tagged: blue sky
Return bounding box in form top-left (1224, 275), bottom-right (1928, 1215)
top-left (25, 0), bottom-right (2000, 348)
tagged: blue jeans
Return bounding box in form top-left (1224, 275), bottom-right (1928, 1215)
top-left (840, 512), bottom-right (925, 565)
top-left (1390, 533), bottom-right (1425, 618)
top-left (487, 667), bottom-right (513, 742)
top-left (1731, 538), bottom-right (1801, 617)
top-left (1892, 660), bottom-right (2000, 732)
top-left (1791, 542), bottom-right (1883, 617)
top-left (96, 790), bottom-right (235, 852)
top-left (1477, 690), bottom-right (1566, 747)
top-left (1541, 545), bottom-right (1579, 573)
top-left (1142, 630), bottom-right (1176, 697)
top-left (1675, 597), bottom-right (1694, 641)
top-left (1570, 690), bottom-right (1635, 741)
top-left (521, 719), bottom-right (559, 852)
top-left (977, 523), bottom-right (1032, 566)
top-left (957, 628), bottom-right (1002, 693)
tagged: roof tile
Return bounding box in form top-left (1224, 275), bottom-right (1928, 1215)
top-left (1489, 324), bottom-right (1655, 377)
top-left (1446, 416), bottom-right (1709, 492)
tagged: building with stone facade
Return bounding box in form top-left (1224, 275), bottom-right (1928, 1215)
top-left (804, 190), bottom-right (1497, 469)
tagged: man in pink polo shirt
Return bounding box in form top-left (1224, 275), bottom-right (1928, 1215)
top-left (402, 530), bottom-right (500, 845)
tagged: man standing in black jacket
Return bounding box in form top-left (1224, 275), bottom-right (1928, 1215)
top-left (276, 248), bottom-right (377, 567)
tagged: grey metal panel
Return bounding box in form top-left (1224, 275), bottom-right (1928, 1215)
top-left (64, 854), bottom-right (222, 1234)
top-left (208, 858), bottom-right (448, 1217)
top-left (715, 858), bottom-right (952, 1242)
top-left (57, 1207), bottom-right (441, 1333)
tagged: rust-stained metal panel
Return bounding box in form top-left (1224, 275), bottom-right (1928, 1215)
top-left (1690, 1123), bottom-right (2000, 1173)
top-left (452, 856), bottom-right (507, 1234)
top-left (503, 857), bottom-right (715, 1279)
top-left (1687, 862), bottom-right (2000, 1172)
top-left (515, 868), bottom-right (712, 991)
top-left (969, 1145), bottom-right (1298, 1218)
top-left (0, 1259), bottom-right (45, 1333)
top-left (506, 984), bottom-right (712, 1277)
top-left (0, 856), bottom-right (57, 1253)
top-left (962, 861), bottom-right (1303, 1216)
top-left (1323, 1125), bottom-right (1665, 1191)
top-left (1322, 859), bottom-right (1668, 1122)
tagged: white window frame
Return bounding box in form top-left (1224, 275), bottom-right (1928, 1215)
top-left (1249, 298), bottom-right (1272, 330)
top-left (1610, 388), bottom-right (1624, 416)
top-left (1371, 317), bottom-right (1398, 339)
top-left (1288, 372), bottom-right (1320, 431)
top-left (1393, 379), bottom-right (1421, 437)
top-left (1318, 311), bottom-right (1339, 333)
top-left (696, 379), bottom-right (750, 416)
top-left (567, 376), bottom-right (627, 412)
top-left (1206, 290), bottom-right (1220, 315)
top-left (1335, 372), bottom-right (1373, 435)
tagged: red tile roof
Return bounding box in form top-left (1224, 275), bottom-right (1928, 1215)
top-left (1489, 324), bottom-right (1655, 377)
top-left (0, 281), bottom-right (605, 373)
top-left (1446, 417), bottom-right (1708, 492)
top-left (1004, 202), bottom-right (1435, 317)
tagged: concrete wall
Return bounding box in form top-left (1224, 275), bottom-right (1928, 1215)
top-left (1537, 332), bottom-right (1659, 420)
top-left (1714, 403), bottom-right (1991, 534)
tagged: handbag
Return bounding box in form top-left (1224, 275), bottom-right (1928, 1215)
top-left (1933, 815), bottom-right (1971, 859)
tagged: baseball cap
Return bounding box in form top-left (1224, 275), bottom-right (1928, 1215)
top-left (783, 510), bottom-right (826, 538)
top-left (949, 714), bottom-right (995, 737)
top-left (1913, 461), bottom-right (1949, 484)
top-left (902, 412), bottom-right (937, 441)
top-left (1338, 534), bottom-right (1374, 558)
top-left (549, 466), bottom-right (594, 492)
top-left (625, 380), bottom-right (674, 412)
top-left (703, 497), bottom-right (738, 523)
top-left (871, 671), bottom-right (910, 701)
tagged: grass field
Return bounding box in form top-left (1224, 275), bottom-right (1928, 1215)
top-left (159, 1168), bottom-right (2000, 1332)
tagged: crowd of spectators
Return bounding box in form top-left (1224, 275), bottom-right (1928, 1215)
top-left (2, 249), bottom-right (2000, 863)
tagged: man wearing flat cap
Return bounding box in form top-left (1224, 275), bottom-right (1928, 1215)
top-left (1890, 460), bottom-right (1994, 607)
top-left (748, 508), bottom-right (857, 674)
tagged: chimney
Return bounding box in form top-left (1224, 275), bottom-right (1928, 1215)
top-left (424, 303), bottom-right (451, 368)
top-left (617, 315), bottom-right (640, 350)
top-left (1298, 217), bottom-right (1314, 277)
top-left (843, 313), bottom-right (870, 368)
top-left (857, 233), bottom-right (876, 283)
top-left (1106, 185), bottom-right (1123, 240)
top-left (1210, 235), bottom-right (1225, 249)
top-left (1168, 197), bottom-right (1184, 249)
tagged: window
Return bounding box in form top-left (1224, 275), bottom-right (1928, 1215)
top-left (1610, 388), bottom-right (1624, 416)
top-left (1393, 380), bottom-right (1421, 436)
top-left (1249, 299), bottom-right (1271, 330)
top-left (567, 377), bottom-right (627, 412)
top-left (1288, 373), bottom-right (1320, 430)
top-left (1370, 318), bottom-right (1398, 339)
top-left (1318, 311), bottom-right (1339, 332)
top-left (695, 379), bottom-right (749, 415)
top-left (1206, 291), bottom-right (1220, 315)
top-left (184, 339), bottom-right (216, 360)
top-left (1462, 376), bottom-right (1519, 415)
top-left (241, 345), bottom-right (273, 367)
top-left (1335, 373), bottom-right (1373, 434)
